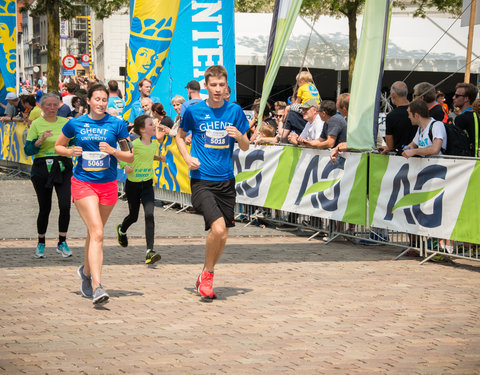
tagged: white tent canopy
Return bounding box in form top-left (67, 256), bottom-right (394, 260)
top-left (235, 12), bottom-right (480, 74)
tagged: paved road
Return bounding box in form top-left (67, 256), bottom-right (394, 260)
top-left (0, 179), bottom-right (479, 374)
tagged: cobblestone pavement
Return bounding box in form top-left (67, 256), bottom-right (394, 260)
top-left (1, 179), bottom-right (480, 374)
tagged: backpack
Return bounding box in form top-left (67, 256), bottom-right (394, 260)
top-left (428, 120), bottom-right (472, 156)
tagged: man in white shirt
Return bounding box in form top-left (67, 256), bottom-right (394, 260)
top-left (402, 99), bottom-right (447, 158)
top-left (288, 98), bottom-right (324, 146)
top-left (62, 81), bottom-right (77, 110)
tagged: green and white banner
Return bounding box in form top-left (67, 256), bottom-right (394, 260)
top-left (234, 146), bottom-right (367, 225)
top-left (369, 154), bottom-right (480, 243)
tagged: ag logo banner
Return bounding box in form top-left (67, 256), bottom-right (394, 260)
top-left (369, 154), bottom-right (476, 242)
top-left (233, 146), bottom-right (367, 225)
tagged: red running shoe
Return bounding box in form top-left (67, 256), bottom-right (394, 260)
top-left (195, 270), bottom-right (217, 299)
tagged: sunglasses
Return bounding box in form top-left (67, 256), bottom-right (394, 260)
top-left (453, 94), bottom-right (466, 98)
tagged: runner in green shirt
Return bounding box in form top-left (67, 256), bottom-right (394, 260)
top-left (116, 114), bottom-right (166, 264)
top-left (24, 93), bottom-right (73, 259)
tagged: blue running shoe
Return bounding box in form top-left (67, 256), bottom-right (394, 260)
top-left (77, 265), bottom-right (93, 298)
top-left (57, 241), bottom-right (72, 258)
top-left (34, 243), bottom-right (45, 258)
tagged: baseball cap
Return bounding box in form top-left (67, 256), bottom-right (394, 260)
top-left (6, 92), bottom-right (18, 100)
top-left (300, 98), bottom-right (319, 109)
top-left (184, 80), bottom-right (200, 91)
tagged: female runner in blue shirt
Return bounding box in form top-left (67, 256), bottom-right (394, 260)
top-left (55, 84), bottom-right (134, 305)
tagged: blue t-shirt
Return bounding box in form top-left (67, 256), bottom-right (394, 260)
top-left (127, 96), bottom-right (161, 122)
top-left (180, 98), bottom-right (203, 118)
top-left (181, 100), bottom-right (249, 181)
top-left (57, 104), bottom-right (73, 118)
top-left (35, 90), bottom-right (43, 103)
top-left (108, 96), bottom-right (125, 114)
top-left (62, 113), bottom-right (130, 183)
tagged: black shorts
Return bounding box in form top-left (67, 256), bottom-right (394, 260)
top-left (191, 178), bottom-right (236, 231)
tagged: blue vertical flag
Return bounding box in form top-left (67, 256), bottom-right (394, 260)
top-left (0, 0), bottom-right (17, 113)
top-left (124, 0), bottom-right (181, 121)
top-left (150, 0), bottom-right (236, 117)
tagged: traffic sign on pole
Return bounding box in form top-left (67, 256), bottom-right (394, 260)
top-left (62, 55), bottom-right (77, 70)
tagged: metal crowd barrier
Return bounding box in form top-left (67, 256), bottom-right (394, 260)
top-left (153, 186), bottom-right (480, 265)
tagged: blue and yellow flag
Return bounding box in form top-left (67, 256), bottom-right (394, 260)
top-left (0, 0), bottom-right (17, 113)
top-left (124, 0), bottom-right (181, 121)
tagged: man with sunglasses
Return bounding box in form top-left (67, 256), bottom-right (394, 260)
top-left (453, 83), bottom-right (479, 157)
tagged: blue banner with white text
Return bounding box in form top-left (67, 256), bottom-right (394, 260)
top-left (151, 0), bottom-right (236, 118)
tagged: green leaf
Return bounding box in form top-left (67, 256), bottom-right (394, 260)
top-left (392, 188), bottom-right (444, 211)
top-left (302, 178), bottom-right (341, 197)
top-left (235, 168), bottom-right (262, 183)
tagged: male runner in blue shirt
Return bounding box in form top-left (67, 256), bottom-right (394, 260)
top-left (176, 65), bottom-right (250, 300)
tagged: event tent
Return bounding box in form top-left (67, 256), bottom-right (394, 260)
top-left (235, 12), bottom-right (480, 74)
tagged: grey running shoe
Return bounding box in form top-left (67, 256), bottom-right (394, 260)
top-left (116, 223), bottom-right (128, 247)
top-left (77, 265), bottom-right (93, 298)
top-left (92, 285), bottom-right (109, 305)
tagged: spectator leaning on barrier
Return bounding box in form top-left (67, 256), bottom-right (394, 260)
top-left (1, 92), bottom-right (25, 122)
top-left (288, 98), bottom-right (324, 146)
top-left (452, 83), bottom-right (479, 157)
top-left (379, 81), bottom-right (417, 155)
top-left (402, 99), bottom-right (447, 158)
top-left (303, 100), bottom-right (347, 149)
top-left (413, 82), bottom-right (448, 123)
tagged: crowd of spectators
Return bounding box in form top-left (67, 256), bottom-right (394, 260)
top-left (2, 70), bottom-right (479, 161)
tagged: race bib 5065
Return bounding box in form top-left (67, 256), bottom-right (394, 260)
top-left (82, 151), bottom-right (110, 171)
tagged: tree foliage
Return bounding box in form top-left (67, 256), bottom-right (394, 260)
top-left (22, 0), bottom-right (128, 91)
top-left (235, 0), bottom-right (274, 12)
top-left (399, 0), bottom-right (463, 17)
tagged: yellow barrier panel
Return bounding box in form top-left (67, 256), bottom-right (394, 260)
top-left (154, 136), bottom-right (191, 194)
top-left (0, 121), bottom-right (32, 165)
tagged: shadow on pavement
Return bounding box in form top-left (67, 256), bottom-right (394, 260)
top-left (184, 286), bottom-right (253, 301)
top-left (1, 242), bottom-right (479, 273)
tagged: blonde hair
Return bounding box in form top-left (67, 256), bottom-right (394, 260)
top-left (296, 71), bottom-right (313, 84)
top-left (171, 95), bottom-right (186, 105)
top-left (260, 123), bottom-right (275, 138)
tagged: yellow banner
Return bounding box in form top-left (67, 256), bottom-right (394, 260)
top-left (153, 136), bottom-right (191, 194)
top-left (124, 0), bottom-right (181, 120)
top-left (0, 121), bottom-right (32, 165)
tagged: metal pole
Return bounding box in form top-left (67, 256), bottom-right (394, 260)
top-left (88, 15), bottom-right (94, 79)
top-left (125, 43), bottom-right (128, 96)
top-left (464, 0), bottom-right (477, 83)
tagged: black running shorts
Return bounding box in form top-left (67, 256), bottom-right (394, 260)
top-left (190, 178), bottom-right (236, 231)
